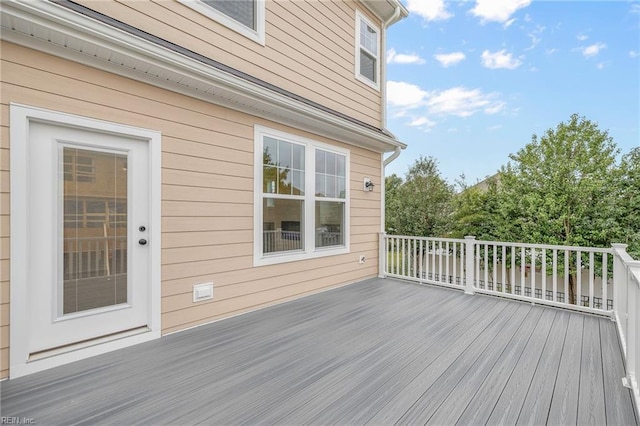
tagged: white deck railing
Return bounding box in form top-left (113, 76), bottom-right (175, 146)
top-left (64, 236), bottom-right (127, 280)
top-left (612, 244), bottom-right (640, 412)
top-left (380, 233), bottom-right (640, 413)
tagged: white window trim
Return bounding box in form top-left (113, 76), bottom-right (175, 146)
top-left (254, 126), bottom-right (350, 267)
top-left (179, 0), bottom-right (266, 46)
top-left (355, 10), bottom-right (381, 91)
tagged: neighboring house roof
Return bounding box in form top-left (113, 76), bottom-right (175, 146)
top-left (1, 0), bottom-right (407, 153)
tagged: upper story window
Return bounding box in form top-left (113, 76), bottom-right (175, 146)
top-left (179, 0), bottom-right (266, 45)
top-left (254, 126), bottom-right (350, 266)
top-left (355, 10), bottom-right (380, 90)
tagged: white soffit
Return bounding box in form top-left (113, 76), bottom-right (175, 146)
top-left (0, 0), bottom-right (406, 153)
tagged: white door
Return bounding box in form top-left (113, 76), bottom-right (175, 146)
top-left (27, 121), bottom-right (151, 355)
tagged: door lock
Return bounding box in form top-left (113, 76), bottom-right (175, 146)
top-left (139, 226), bottom-right (146, 232)
top-left (139, 239), bottom-right (148, 246)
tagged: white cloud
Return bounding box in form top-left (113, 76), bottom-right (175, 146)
top-left (386, 81), bottom-right (429, 108)
top-left (481, 49), bottom-right (522, 69)
top-left (387, 48), bottom-right (426, 65)
top-left (580, 42), bottom-right (606, 58)
top-left (470, 0), bottom-right (531, 23)
top-left (576, 34), bottom-right (589, 41)
top-left (525, 25), bottom-right (545, 51)
top-left (409, 117), bottom-right (437, 128)
top-left (387, 82), bottom-right (505, 124)
top-left (407, 0), bottom-right (452, 21)
top-left (629, 50), bottom-right (639, 58)
top-left (433, 52), bottom-right (466, 67)
top-left (488, 124), bottom-right (503, 131)
top-left (426, 87), bottom-right (505, 117)
top-left (503, 18), bottom-right (517, 28)
top-left (596, 62), bottom-right (606, 70)
top-left (546, 48), bottom-right (558, 55)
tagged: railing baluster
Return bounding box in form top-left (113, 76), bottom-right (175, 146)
top-left (492, 244), bottom-right (498, 291)
top-left (511, 246), bottom-right (515, 295)
top-left (445, 242), bottom-right (450, 284)
top-left (552, 249), bottom-right (558, 302)
top-left (501, 245), bottom-right (506, 294)
top-left (521, 247), bottom-right (526, 296)
top-left (452, 243), bottom-right (457, 286)
top-left (602, 252), bottom-right (608, 309)
top-left (577, 250), bottom-right (582, 307)
top-left (564, 250), bottom-right (570, 305)
top-left (438, 241), bottom-right (443, 282)
top-left (589, 251), bottom-right (595, 308)
top-left (542, 249), bottom-right (547, 300)
top-left (531, 247), bottom-right (536, 299)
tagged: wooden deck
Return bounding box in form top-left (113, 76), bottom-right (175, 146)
top-left (1, 278), bottom-right (637, 425)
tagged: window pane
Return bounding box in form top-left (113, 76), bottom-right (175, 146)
top-left (337, 177), bottom-right (346, 199)
top-left (360, 50), bottom-right (376, 83)
top-left (315, 149), bottom-right (326, 174)
top-left (263, 166), bottom-right (277, 193)
top-left (336, 155), bottom-right (345, 177)
top-left (326, 152), bottom-right (336, 175)
top-left (63, 148), bottom-right (128, 314)
top-left (292, 170), bottom-right (305, 196)
top-left (263, 198), bottom-right (304, 253)
top-left (315, 201), bottom-right (344, 248)
top-left (263, 137), bottom-right (277, 166)
top-left (278, 140), bottom-right (292, 169)
top-left (203, 0), bottom-right (256, 30)
top-left (293, 144), bottom-right (304, 170)
top-left (315, 173), bottom-right (326, 197)
top-left (326, 175), bottom-right (336, 198)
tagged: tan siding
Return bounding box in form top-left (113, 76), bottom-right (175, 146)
top-left (1, 42), bottom-right (383, 375)
top-left (75, 0), bottom-right (383, 128)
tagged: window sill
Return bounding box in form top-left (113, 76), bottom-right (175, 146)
top-left (253, 246), bottom-right (350, 267)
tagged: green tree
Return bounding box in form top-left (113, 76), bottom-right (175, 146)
top-left (385, 156), bottom-right (453, 237)
top-left (496, 114), bottom-right (619, 302)
top-left (447, 175), bottom-right (500, 240)
top-left (615, 147), bottom-right (640, 258)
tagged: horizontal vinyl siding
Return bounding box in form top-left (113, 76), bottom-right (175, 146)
top-left (0, 42), bottom-right (384, 376)
top-left (74, 0), bottom-right (382, 128)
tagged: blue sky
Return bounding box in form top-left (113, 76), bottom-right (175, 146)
top-left (385, 0), bottom-right (640, 186)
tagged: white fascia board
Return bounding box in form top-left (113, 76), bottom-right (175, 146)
top-left (361, 0), bottom-right (409, 25)
top-left (1, 0), bottom-right (405, 153)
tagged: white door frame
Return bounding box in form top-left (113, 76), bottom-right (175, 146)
top-left (10, 104), bottom-right (162, 378)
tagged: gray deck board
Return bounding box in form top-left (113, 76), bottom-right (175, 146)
top-left (1, 278), bottom-right (637, 425)
top-left (600, 319), bottom-right (639, 425)
top-left (515, 310), bottom-right (570, 425)
top-left (577, 316), bottom-right (607, 425)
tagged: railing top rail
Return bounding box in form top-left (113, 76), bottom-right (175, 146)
top-left (474, 239), bottom-right (613, 253)
top-left (384, 235), bottom-right (467, 243)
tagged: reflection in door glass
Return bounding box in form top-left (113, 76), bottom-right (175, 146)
top-left (62, 148), bottom-right (128, 314)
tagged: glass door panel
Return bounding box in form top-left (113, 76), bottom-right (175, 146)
top-left (62, 147), bottom-right (128, 314)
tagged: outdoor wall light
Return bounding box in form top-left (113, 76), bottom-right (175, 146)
top-left (364, 178), bottom-right (375, 192)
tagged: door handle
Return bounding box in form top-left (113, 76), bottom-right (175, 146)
top-left (139, 239), bottom-right (148, 246)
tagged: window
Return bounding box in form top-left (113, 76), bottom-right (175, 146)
top-left (179, 0), bottom-right (266, 45)
top-left (355, 10), bottom-right (380, 89)
top-left (255, 126), bottom-right (349, 266)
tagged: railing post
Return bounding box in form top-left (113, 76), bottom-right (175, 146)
top-left (612, 243), bottom-right (629, 321)
top-left (626, 264), bottom-right (640, 413)
top-left (378, 232), bottom-right (387, 278)
top-left (464, 236), bottom-right (476, 295)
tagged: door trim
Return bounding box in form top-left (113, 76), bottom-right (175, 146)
top-left (9, 104), bottom-right (162, 378)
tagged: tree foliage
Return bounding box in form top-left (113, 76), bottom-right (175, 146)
top-left (497, 113), bottom-right (619, 248)
top-left (385, 156), bottom-right (453, 237)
